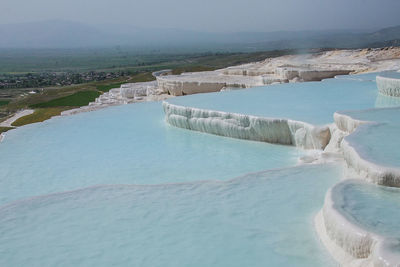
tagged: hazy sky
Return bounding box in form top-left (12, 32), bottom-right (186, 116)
top-left (2, 0), bottom-right (400, 32)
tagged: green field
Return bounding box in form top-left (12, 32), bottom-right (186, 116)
top-left (97, 72), bottom-right (155, 92)
top-left (11, 108), bottom-right (67, 127)
top-left (0, 48), bottom-right (310, 74)
top-left (0, 100), bottom-right (10, 107)
top-left (0, 48), bottom-right (325, 126)
top-left (30, 91), bottom-right (101, 108)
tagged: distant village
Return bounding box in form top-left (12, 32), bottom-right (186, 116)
top-left (0, 70), bottom-right (130, 89)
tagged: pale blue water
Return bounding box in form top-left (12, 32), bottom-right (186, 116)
top-left (378, 71), bottom-right (400, 79)
top-left (2, 72), bottom-right (396, 266)
top-left (166, 73), bottom-right (400, 125)
top-left (0, 102), bottom-right (302, 205)
top-left (0, 164), bottom-right (341, 267)
top-left (343, 107), bottom-right (400, 168)
top-left (332, 180), bottom-right (400, 243)
top-left (335, 71), bottom-right (392, 82)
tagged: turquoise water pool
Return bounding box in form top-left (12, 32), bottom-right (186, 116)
top-left (166, 74), bottom-right (400, 125)
top-left (332, 180), bottom-right (400, 245)
top-left (378, 71), bottom-right (400, 79)
top-left (1, 71), bottom-right (399, 266)
top-left (0, 102), bottom-right (302, 205)
top-left (0, 164), bottom-right (340, 267)
top-left (342, 107), bottom-right (400, 169)
top-left (335, 71), bottom-right (392, 81)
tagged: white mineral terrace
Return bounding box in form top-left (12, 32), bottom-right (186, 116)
top-left (319, 108), bottom-right (400, 265)
top-left (335, 116), bottom-right (400, 189)
top-left (161, 74), bottom-right (400, 265)
top-left (63, 47), bottom-right (400, 115)
top-left (316, 183), bottom-right (400, 267)
top-left (158, 47), bottom-right (400, 96)
top-left (61, 81), bottom-right (172, 116)
top-left (57, 48), bottom-right (400, 266)
top-left (162, 102), bottom-right (331, 150)
top-left (377, 72), bottom-right (400, 97)
top-left (163, 91), bottom-right (400, 266)
top-left (156, 71), bottom-right (268, 96)
top-left (4, 48), bottom-right (400, 266)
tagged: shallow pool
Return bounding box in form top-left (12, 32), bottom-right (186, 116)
top-left (378, 71), bottom-right (400, 79)
top-left (166, 73), bottom-right (400, 125)
top-left (342, 107), bottom-right (400, 169)
top-left (0, 102), bottom-right (302, 205)
top-left (332, 180), bottom-right (400, 245)
top-left (0, 164), bottom-right (341, 267)
top-left (2, 72), bottom-right (397, 266)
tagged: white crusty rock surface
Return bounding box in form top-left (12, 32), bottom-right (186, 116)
top-left (316, 181), bottom-right (400, 267)
top-left (376, 75), bottom-right (400, 97)
top-left (61, 81), bottom-right (171, 116)
top-left (333, 109), bottom-right (400, 188)
top-left (158, 47), bottom-right (400, 96)
top-left (317, 106), bottom-right (400, 266)
top-left (157, 71), bottom-right (266, 96)
top-left (163, 101), bottom-right (331, 150)
top-left (63, 47), bottom-right (400, 114)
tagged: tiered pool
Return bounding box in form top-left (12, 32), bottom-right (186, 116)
top-left (340, 107), bottom-right (400, 169)
top-left (0, 102), bottom-right (302, 204)
top-left (327, 180), bottom-right (400, 264)
top-left (377, 71), bottom-right (400, 97)
top-left (165, 76), bottom-right (400, 126)
top-left (332, 180), bottom-right (400, 242)
top-left (1, 71), bottom-right (400, 266)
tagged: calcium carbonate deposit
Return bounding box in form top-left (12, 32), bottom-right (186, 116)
top-left (2, 49), bottom-right (400, 266)
top-left (377, 72), bottom-right (400, 97)
top-left (64, 47), bottom-right (400, 115)
top-left (162, 71), bottom-right (400, 266)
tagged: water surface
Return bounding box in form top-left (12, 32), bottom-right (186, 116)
top-left (166, 73), bottom-right (400, 125)
top-left (332, 180), bottom-right (400, 243)
top-left (0, 102), bottom-right (302, 204)
top-left (0, 164), bottom-right (340, 267)
top-left (343, 107), bottom-right (400, 168)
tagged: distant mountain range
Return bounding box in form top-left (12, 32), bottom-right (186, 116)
top-left (1, 20), bottom-right (400, 51)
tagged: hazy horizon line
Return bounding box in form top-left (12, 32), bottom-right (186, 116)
top-left (0, 19), bottom-right (390, 34)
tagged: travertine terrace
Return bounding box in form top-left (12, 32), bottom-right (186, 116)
top-left (158, 47), bottom-right (400, 96)
top-left (65, 47), bottom-right (400, 114)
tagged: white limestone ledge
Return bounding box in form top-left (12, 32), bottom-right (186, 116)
top-left (156, 48), bottom-right (400, 97)
top-left (377, 75), bottom-right (400, 97)
top-left (334, 110), bottom-right (400, 187)
top-left (275, 67), bottom-right (351, 81)
top-left (157, 72), bottom-right (266, 96)
top-left (163, 101), bottom-right (331, 150)
top-left (317, 181), bottom-right (400, 267)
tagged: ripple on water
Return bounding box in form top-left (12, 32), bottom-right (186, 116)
top-left (0, 101), bottom-right (302, 205)
top-left (0, 164), bottom-right (341, 267)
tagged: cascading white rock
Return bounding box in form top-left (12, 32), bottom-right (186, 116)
top-left (163, 101), bottom-right (331, 150)
top-left (334, 111), bottom-right (400, 187)
top-left (120, 81), bottom-right (159, 99)
top-left (275, 67), bottom-right (351, 81)
top-left (157, 72), bottom-right (265, 96)
top-left (341, 135), bottom-right (400, 187)
top-left (321, 188), bottom-right (375, 260)
top-left (317, 181), bottom-right (400, 267)
top-left (377, 75), bottom-right (400, 97)
top-left (333, 112), bottom-right (366, 133)
top-left (316, 108), bottom-right (400, 266)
